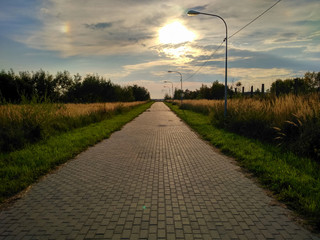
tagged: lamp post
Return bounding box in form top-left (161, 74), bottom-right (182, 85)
top-left (168, 71), bottom-right (183, 104)
top-left (187, 9), bottom-right (228, 117)
top-left (164, 80), bottom-right (173, 99)
top-left (163, 85), bottom-right (171, 99)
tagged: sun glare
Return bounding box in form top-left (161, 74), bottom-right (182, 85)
top-left (159, 21), bottom-right (196, 44)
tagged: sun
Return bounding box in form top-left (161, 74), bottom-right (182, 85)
top-left (159, 21), bottom-right (196, 44)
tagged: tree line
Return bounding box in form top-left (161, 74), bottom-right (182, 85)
top-left (270, 71), bottom-right (320, 96)
top-left (169, 80), bottom-right (231, 100)
top-left (0, 69), bottom-right (150, 103)
top-left (166, 71), bottom-right (320, 100)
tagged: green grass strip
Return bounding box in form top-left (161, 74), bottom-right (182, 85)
top-left (166, 102), bottom-right (320, 229)
top-left (0, 102), bottom-right (153, 203)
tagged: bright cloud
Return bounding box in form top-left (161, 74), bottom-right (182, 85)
top-left (158, 21), bottom-right (196, 44)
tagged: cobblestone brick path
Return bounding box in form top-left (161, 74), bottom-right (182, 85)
top-left (1, 102), bottom-right (319, 239)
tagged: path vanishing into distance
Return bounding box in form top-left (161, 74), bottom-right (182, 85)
top-left (0, 102), bottom-right (319, 240)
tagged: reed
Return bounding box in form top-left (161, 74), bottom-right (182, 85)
top-left (171, 94), bottom-right (320, 161)
top-left (0, 101), bottom-right (146, 152)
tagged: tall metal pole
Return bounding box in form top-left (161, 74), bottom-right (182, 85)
top-left (187, 10), bottom-right (228, 117)
top-left (163, 85), bottom-right (171, 98)
top-left (179, 72), bottom-right (183, 105)
top-left (164, 80), bottom-right (174, 99)
top-left (168, 71), bottom-right (183, 104)
top-left (224, 24), bottom-right (228, 118)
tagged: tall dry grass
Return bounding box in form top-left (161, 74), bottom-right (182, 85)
top-left (173, 94), bottom-right (320, 161)
top-left (0, 102), bottom-right (145, 119)
top-left (0, 101), bottom-right (146, 152)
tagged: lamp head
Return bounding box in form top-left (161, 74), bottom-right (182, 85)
top-left (187, 10), bottom-right (200, 16)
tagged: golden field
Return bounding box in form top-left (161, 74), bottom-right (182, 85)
top-left (0, 101), bottom-right (146, 121)
top-left (173, 94), bottom-right (320, 125)
top-left (171, 94), bottom-right (320, 161)
top-left (0, 101), bottom-right (147, 152)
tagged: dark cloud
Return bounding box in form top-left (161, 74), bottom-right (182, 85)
top-left (187, 46), bottom-right (317, 71)
top-left (188, 5), bottom-right (208, 12)
top-left (270, 32), bottom-right (300, 43)
top-left (85, 22), bottom-right (113, 30)
top-left (295, 19), bottom-right (320, 27)
top-left (228, 48), bottom-right (315, 70)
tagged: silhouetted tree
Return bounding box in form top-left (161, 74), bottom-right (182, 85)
top-left (130, 85), bottom-right (150, 101)
top-left (54, 71), bottom-right (73, 99)
top-left (0, 69), bottom-right (19, 102)
top-left (0, 69), bottom-right (150, 103)
top-left (210, 81), bottom-right (225, 99)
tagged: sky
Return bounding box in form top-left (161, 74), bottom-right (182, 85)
top-left (0, 0), bottom-right (319, 99)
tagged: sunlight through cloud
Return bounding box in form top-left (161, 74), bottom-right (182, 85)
top-left (158, 21), bottom-right (196, 44)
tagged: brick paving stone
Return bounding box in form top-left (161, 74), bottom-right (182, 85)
top-left (0, 102), bottom-right (319, 239)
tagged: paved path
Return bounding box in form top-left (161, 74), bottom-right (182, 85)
top-left (0, 102), bottom-right (319, 240)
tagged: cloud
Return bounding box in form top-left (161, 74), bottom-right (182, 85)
top-left (9, 0), bottom-right (319, 58)
top-left (2, 0), bottom-right (319, 99)
top-left (85, 22), bottom-right (113, 30)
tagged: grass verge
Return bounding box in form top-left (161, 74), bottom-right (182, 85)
top-left (166, 102), bottom-right (320, 230)
top-left (0, 101), bottom-right (153, 204)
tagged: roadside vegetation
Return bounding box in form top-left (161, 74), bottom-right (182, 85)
top-left (166, 71), bottom-right (320, 101)
top-left (174, 93), bottom-right (320, 163)
top-left (164, 69), bottom-right (320, 230)
top-left (0, 101), bottom-right (153, 204)
top-left (0, 100), bottom-right (147, 152)
top-left (0, 68), bottom-right (153, 204)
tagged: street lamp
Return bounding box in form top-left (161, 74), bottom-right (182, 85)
top-left (168, 70), bottom-right (183, 104)
top-left (187, 9), bottom-right (228, 117)
top-left (163, 80), bottom-right (173, 99)
top-left (163, 85), bottom-right (171, 98)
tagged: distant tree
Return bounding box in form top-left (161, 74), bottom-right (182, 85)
top-left (316, 72), bottom-right (320, 91)
top-left (174, 88), bottom-right (183, 100)
top-left (0, 69), bottom-right (19, 102)
top-left (183, 89), bottom-right (198, 100)
top-left (0, 69), bottom-right (150, 103)
top-left (130, 85), bottom-right (150, 101)
top-left (78, 74), bottom-right (107, 102)
top-left (270, 75), bottom-right (318, 96)
top-left (32, 70), bottom-right (56, 101)
top-left (235, 81), bottom-right (242, 91)
top-left (17, 71), bottom-right (35, 100)
top-left (199, 84), bottom-right (211, 99)
top-left (271, 79), bottom-right (293, 96)
top-left (164, 93), bottom-right (171, 100)
top-left (118, 86), bottom-right (135, 102)
top-left (210, 81), bottom-right (225, 99)
top-left (304, 71), bottom-right (320, 91)
top-left (54, 71), bottom-right (73, 100)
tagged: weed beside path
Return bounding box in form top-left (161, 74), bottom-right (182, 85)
top-left (0, 102), bottom-right (153, 204)
top-left (0, 101), bottom-right (146, 152)
top-left (166, 102), bottom-right (320, 231)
